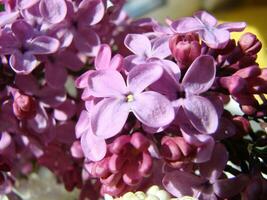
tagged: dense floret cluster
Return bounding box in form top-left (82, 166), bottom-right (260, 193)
top-left (0, 1), bottom-right (266, 199)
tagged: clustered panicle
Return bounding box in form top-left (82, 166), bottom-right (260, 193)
top-left (0, 1), bottom-right (266, 199)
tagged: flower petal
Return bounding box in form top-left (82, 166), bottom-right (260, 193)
top-left (75, 110), bottom-right (91, 139)
top-left (9, 51), bottom-right (38, 75)
top-left (11, 20), bottom-right (34, 42)
top-left (200, 28), bottom-right (230, 49)
top-left (124, 34), bottom-right (152, 56)
top-left (0, 11), bottom-right (20, 27)
top-left (75, 71), bottom-right (94, 89)
top-left (88, 70), bottom-right (127, 98)
top-left (127, 63), bottom-right (163, 94)
top-left (74, 28), bottom-right (100, 56)
top-left (124, 55), bottom-right (147, 72)
top-left (171, 17), bottom-right (203, 34)
top-left (39, 0), bottom-right (67, 24)
top-left (81, 130), bottom-right (107, 161)
top-left (213, 175), bottom-right (250, 199)
top-left (199, 143), bottom-right (228, 181)
top-left (163, 170), bottom-right (206, 198)
top-left (91, 98), bottom-right (129, 139)
top-left (217, 22), bottom-right (246, 32)
top-left (95, 44), bottom-right (112, 70)
top-left (17, 0), bottom-right (39, 9)
top-left (110, 54), bottom-right (123, 71)
top-left (45, 62), bottom-right (67, 89)
top-left (182, 55), bottom-right (215, 95)
top-left (151, 36), bottom-right (171, 59)
top-left (183, 96), bottom-right (218, 134)
top-left (194, 11), bottom-right (217, 26)
top-left (78, 0), bottom-right (105, 25)
top-left (29, 36), bottom-right (60, 54)
top-left (132, 91), bottom-right (175, 128)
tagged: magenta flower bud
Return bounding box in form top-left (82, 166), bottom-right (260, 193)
top-left (238, 33), bottom-right (262, 55)
top-left (232, 116), bottom-right (252, 138)
top-left (12, 92), bottom-right (37, 119)
top-left (169, 33), bottom-right (201, 69)
top-left (219, 75), bottom-right (247, 94)
top-left (160, 136), bottom-right (195, 168)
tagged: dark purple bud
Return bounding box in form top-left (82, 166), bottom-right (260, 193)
top-left (12, 92), bottom-right (36, 119)
top-left (219, 75), bottom-right (247, 94)
top-left (232, 116), bottom-right (252, 138)
top-left (238, 33), bottom-right (262, 55)
top-left (169, 33), bottom-right (201, 69)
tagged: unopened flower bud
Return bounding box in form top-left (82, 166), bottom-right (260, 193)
top-left (13, 92), bottom-right (36, 119)
top-left (169, 34), bottom-right (201, 69)
top-left (238, 33), bottom-right (262, 55)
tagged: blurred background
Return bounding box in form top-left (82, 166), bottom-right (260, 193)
top-left (124, 0), bottom-right (267, 67)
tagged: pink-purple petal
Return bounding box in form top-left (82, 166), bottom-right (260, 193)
top-left (75, 110), bottom-right (91, 139)
top-left (171, 17), bottom-right (203, 34)
top-left (95, 44), bottom-right (112, 70)
top-left (131, 91), bottom-right (175, 128)
top-left (91, 98), bottom-right (129, 139)
top-left (183, 96), bottom-right (218, 134)
top-left (11, 20), bottom-right (34, 42)
top-left (81, 130), bottom-right (107, 161)
top-left (213, 175), bottom-right (250, 199)
top-left (127, 63), bottom-right (163, 94)
top-left (217, 22), bottom-right (247, 32)
top-left (200, 28), bottom-right (230, 49)
top-left (45, 62), bottom-right (67, 89)
top-left (88, 70), bottom-right (127, 98)
top-left (29, 36), bottom-right (60, 54)
top-left (199, 143), bottom-right (228, 181)
top-left (124, 34), bottom-right (152, 56)
top-left (163, 170), bottom-right (206, 198)
top-left (194, 10), bottom-right (217, 26)
top-left (39, 0), bottom-right (67, 24)
top-left (9, 51), bottom-right (38, 74)
top-left (182, 55), bottom-right (215, 95)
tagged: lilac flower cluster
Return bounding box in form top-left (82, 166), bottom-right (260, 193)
top-left (0, 0), bottom-right (266, 199)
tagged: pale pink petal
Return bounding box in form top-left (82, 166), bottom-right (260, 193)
top-left (91, 98), bottom-right (129, 139)
top-left (199, 143), bottom-right (228, 181)
top-left (200, 28), bottom-right (230, 49)
top-left (78, 0), bottom-right (105, 25)
top-left (124, 34), bottom-right (152, 56)
top-left (45, 62), bottom-right (67, 89)
top-left (182, 55), bottom-right (215, 95)
top-left (151, 36), bottom-right (171, 59)
top-left (124, 55), bottom-right (147, 71)
top-left (75, 110), bottom-right (90, 139)
top-left (171, 17), bottom-right (203, 34)
top-left (39, 0), bottom-right (67, 24)
top-left (217, 22), bottom-right (246, 32)
top-left (183, 96), bottom-right (218, 134)
top-left (81, 130), bottom-right (107, 161)
top-left (95, 44), bottom-right (112, 70)
top-left (9, 51), bottom-right (38, 75)
top-left (0, 11), bottom-right (20, 27)
top-left (131, 91), bottom-right (175, 128)
top-left (109, 54), bottom-right (123, 71)
top-left (194, 11), bottom-right (217, 26)
top-left (163, 170), bottom-right (206, 198)
top-left (75, 71), bottom-right (94, 89)
top-left (29, 36), bottom-right (60, 54)
top-left (17, 0), bottom-right (39, 9)
top-left (127, 63), bottom-right (163, 94)
top-left (88, 70), bottom-right (127, 98)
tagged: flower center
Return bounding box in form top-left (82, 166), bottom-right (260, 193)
top-left (126, 94), bottom-right (134, 102)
